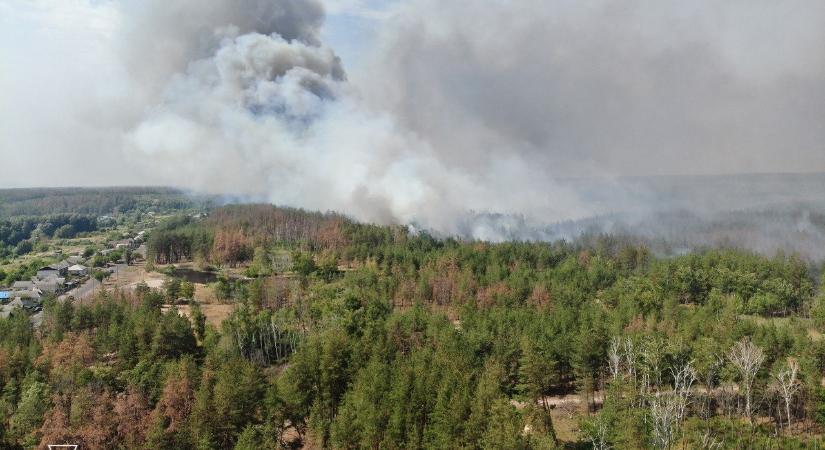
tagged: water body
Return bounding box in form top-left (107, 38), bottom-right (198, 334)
top-left (173, 268), bottom-right (219, 284)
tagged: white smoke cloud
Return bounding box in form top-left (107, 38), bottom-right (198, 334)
top-left (124, 21), bottom-right (591, 231)
top-left (2, 0), bottom-right (825, 245)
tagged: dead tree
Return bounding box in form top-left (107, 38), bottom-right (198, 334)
top-left (727, 338), bottom-right (765, 423)
top-left (775, 359), bottom-right (800, 429)
top-left (672, 362), bottom-right (697, 423)
top-left (650, 361), bottom-right (696, 449)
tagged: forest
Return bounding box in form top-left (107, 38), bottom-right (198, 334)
top-left (0, 187), bottom-right (214, 218)
top-left (3, 204), bottom-right (825, 449)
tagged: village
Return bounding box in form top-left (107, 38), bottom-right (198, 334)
top-left (0, 232), bottom-right (145, 321)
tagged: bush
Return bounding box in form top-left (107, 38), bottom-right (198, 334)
top-left (747, 292), bottom-right (783, 315)
top-left (14, 240), bottom-right (32, 256)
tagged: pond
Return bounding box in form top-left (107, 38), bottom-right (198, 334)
top-left (173, 268), bottom-right (219, 284)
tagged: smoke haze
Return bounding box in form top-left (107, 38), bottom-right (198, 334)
top-left (2, 0), bottom-right (825, 250)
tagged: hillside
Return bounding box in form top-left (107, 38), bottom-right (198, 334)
top-left (0, 203), bottom-right (824, 448)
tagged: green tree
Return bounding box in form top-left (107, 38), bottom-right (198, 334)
top-left (180, 280), bottom-right (196, 300)
top-left (481, 399), bottom-right (526, 450)
top-left (9, 381), bottom-right (50, 445)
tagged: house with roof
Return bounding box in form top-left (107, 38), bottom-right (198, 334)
top-left (34, 278), bottom-right (64, 294)
top-left (68, 264), bottom-right (88, 276)
top-left (12, 280), bottom-right (35, 290)
top-left (36, 267), bottom-right (59, 280)
top-left (37, 261), bottom-right (70, 279)
top-left (111, 238), bottom-right (135, 250)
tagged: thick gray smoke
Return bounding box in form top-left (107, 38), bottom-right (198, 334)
top-left (119, 0), bottom-right (593, 230)
top-left (363, 0), bottom-right (825, 178)
top-left (3, 0), bottom-right (825, 254)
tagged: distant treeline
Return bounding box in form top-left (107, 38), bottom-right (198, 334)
top-left (0, 187), bottom-right (213, 217)
top-left (147, 204), bottom-right (350, 266)
top-left (0, 214), bottom-right (98, 254)
top-left (148, 205), bottom-right (813, 317)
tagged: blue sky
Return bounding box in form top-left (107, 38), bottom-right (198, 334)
top-left (321, 0), bottom-right (398, 70)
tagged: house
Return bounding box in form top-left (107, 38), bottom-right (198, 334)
top-left (68, 264), bottom-right (88, 276)
top-left (12, 280), bottom-right (34, 290)
top-left (36, 261), bottom-right (70, 279)
top-left (34, 278), bottom-right (64, 294)
top-left (111, 238), bottom-right (134, 250)
top-left (36, 267), bottom-right (58, 280)
top-left (53, 260), bottom-right (70, 274)
top-left (14, 290), bottom-right (42, 301)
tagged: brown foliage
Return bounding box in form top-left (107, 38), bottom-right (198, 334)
top-left (211, 228), bottom-right (254, 267)
top-left (37, 332), bottom-right (95, 372)
top-left (476, 282), bottom-right (513, 308)
top-left (207, 204), bottom-right (350, 252)
top-left (153, 369), bottom-right (195, 433)
top-left (39, 387), bottom-right (151, 450)
top-left (113, 388), bottom-right (152, 447)
top-left (528, 284), bottom-right (553, 310)
top-left (428, 256), bottom-right (475, 306)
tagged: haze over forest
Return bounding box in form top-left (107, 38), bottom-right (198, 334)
top-left (6, 2), bottom-right (825, 449)
top-left (3, 0), bottom-right (825, 246)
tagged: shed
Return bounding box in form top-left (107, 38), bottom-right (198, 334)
top-left (68, 264), bottom-right (88, 276)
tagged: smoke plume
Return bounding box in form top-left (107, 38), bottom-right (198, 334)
top-left (3, 0), bottom-right (825, 251)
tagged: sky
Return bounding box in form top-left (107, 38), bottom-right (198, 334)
top-left (1, 0), bottom-right (825, 234)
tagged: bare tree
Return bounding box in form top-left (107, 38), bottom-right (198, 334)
top-left (607, 336), bottom-right (622, 381)
top-left (672, 362), bottom-right (697, 423)
top-left (775, 359), bottom-right (801, 429)
top-left (650, 362), bottom-right (696, 449)
top-left (727, 338), bottom-right (765, 422)
top-left (650, 393), bottom-right (679, 449)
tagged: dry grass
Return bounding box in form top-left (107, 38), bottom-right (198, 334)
top-left (164, 303), bottom-right (235, 328)
top-left (551, 407), bottom-right (583, 443)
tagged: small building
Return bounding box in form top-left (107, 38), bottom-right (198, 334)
top-left (36, 267), bottom-right (59, 280)
top-left (36, 261), bottom-right (70, 279)
top-left (34, 278), bottom-right (63, 294)
top-left (14, 290), bottom-right (42, 301)
top-left (12, 280), bottom-right (34, 290)
top-left (0, 291), bottom-right (9, 302)
top-left (53, 260), bottom-right (70, 274)
top-left (111, 238), bottom-right (134, 249)
top-left (66, 255), bottom-right (84, 265)
top-left (68, 264), bottom-right (88, 276)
